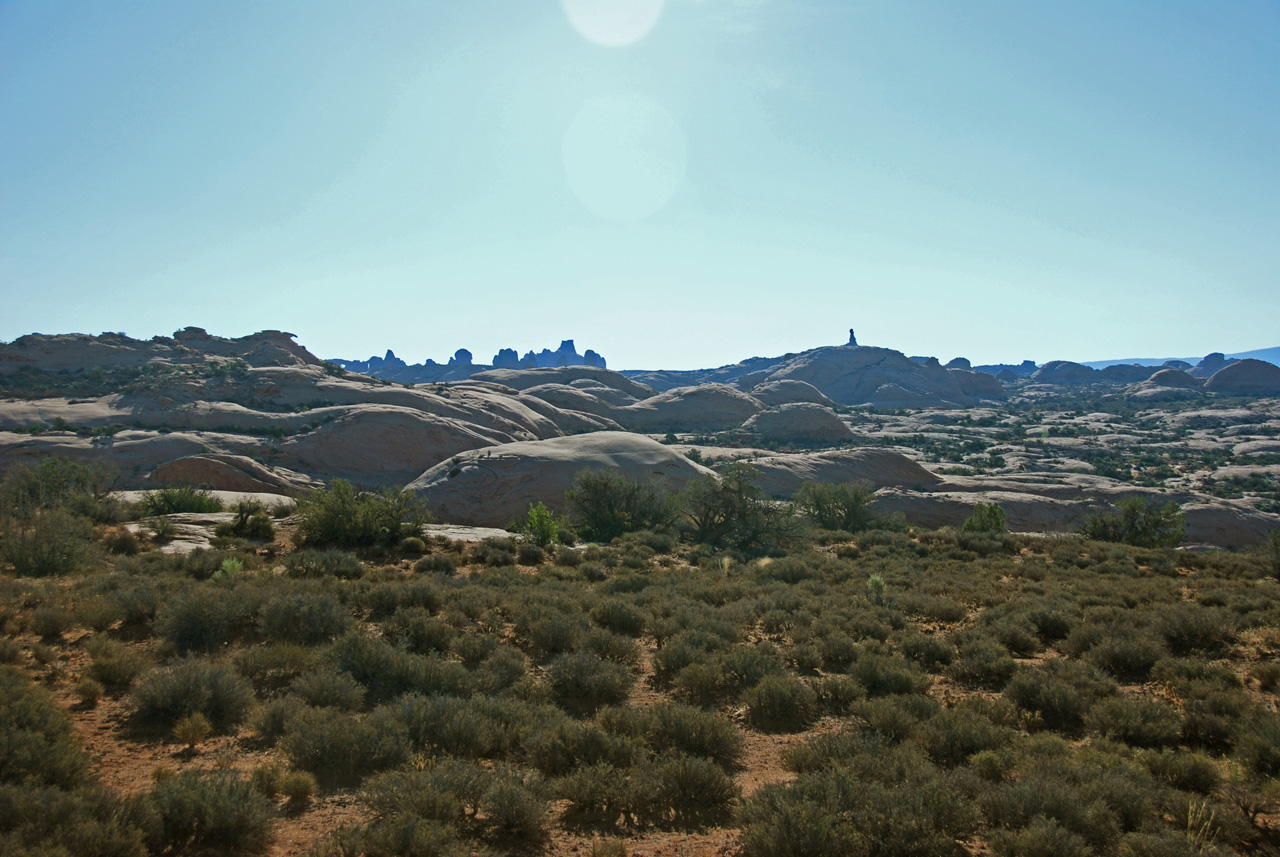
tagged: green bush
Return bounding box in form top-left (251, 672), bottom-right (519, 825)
top-left (280, 706), bottom-right (408, 787)
top-left (284, 549), bottom-right (365, 579)
top-left (132, 658), bottom-right (253, 731)
top-left (293, 480), bottom-right (429, 549)
top-left (137, 486), bottom-right (223, 515)
top-left (214, 500), bottom-right (275, 541)
top-left (414, 552), bottom-right (458, 574)
top-left (566, 469), bottom-right (677, 542)
top-left (0, 666), bottom-right (91, 789)
top-left (1080, 497), bottom-right (1185, 548)
top-left (289, 669), bottom-right (365, 711)
top-left (1085, 696), bottom-right (1182, 748)
top-left (917, 709), bottom-right (1012, 767)
top-left (384, 607), bottom-right (455, 655)
top-left (591, 599), bottom-right (646, 637)
top-left (523, 719), bottom-right (639, 777)
top-left (947, 638), bottom-right (1016, 690)
top-left (745, 674), bottom-right (818, 733)
top-left (547, 652), bottom-right (632, 716)
top-left (962, 502), bottom-right (1007, 534)
top-left (481, 770), bottom-right (549, 845)
top-left (681, 463), bottom-right (803, 556)
top-left (157, 587), bottom-right (247, 653)
top-left (511, 502), bottom-right (566, 548)
top-left (1, 456), bottom-right (118, 522)
top-left (147, 770), bottom-right (273, 854)
top-left (647, 753), bottom-right (739, 824)
top-left (328, 632), bottom-right (470, 704)
top-left (1086, 632), bottom-right (1165, 682)
top-left (644, 702), bottom-right (744, 768)
top-left (793, 481), bottom-right (879, 533)
top-left (0, 509), bottom-right (96, 577)
top-left (1141, 749), bottom-right (1219, 794)
top-left (84, 638), bottom-right (146, 694)
top-left (989, 817), bottom-right (1089, 857)
top-left (256, 592), bottom-right (352, 645)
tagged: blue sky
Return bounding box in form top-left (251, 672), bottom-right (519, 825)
top-left (2, 1), bottom-right (1277, 369)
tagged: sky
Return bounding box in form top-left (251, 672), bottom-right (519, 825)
top-left (2, 0), bottom-right (1277, 370)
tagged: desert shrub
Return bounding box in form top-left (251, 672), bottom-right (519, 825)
top-left (716, 643), bottom-right (788, 699)
top-left (899, 632), bottom-right (955, 670)
top-left (157, 587), bottom-right (250, 654)
top-left (0, 509), bottom-right (96, 577)
top-left (1235, 716), bottom-right (1280, 779)
top-left (280, 706), bottom-right (408, 786)
top-left (745, 674), bottom-right (818, 733)
top-left (132, 658), bottom-right (253, 731)
top-left (583, 628), bottom-right (639, 665)
top-left (1251, 661), bottom-right (1280, 692)
top-left (73, 677), bottom-right (105, 706)
top-left (851, 695), bottom-right (939, 744)
top-left (0, 638), bottom-right (19, 665)
top-left (256, 592), bottom-right (352, 645)
top-left (1142, 749), bottom-right (1219, 794)
top-left (516, 542), bottom-right (545, 565)
top-left (566, 470), bottom-right (677, 542)
top-left (384, 607), bottom-right (455, 655)
top-left (385, 693), bottom-right (547, 761)
top-left (104, 528), bottom-right (141, 555)
top-left (84, 638), bottom-right (146, 693)
top-left (525, 610), bottom-right (587, 655)
top-left (917, 709), bottom-right (1013, 767)
top-left (793, 481), bottom-right (879, 533)
top-left (646, 753), bottom-right (739, 824)
top-left (0, 666), bottom-right (91, 789)
top-left (234, 643), bottom-right (318, 692)
top-left (681, 463), bottom-right (803, 556)
top-left (138, 486), bottom-right (223, 515)
top-left (293, 480), bottom-right (429, 549)
top-left (740, 741), bottom-right (978, 857)
top-left (523, 719), bottom-right (640, 777)
top-left (414, 552), bottom-right (458, 574)
top-left (147, 770), bottom-right (273, 854)
top-left (328, 633), bottom-right (470, 704)
top-left (947, 638), bottom-right (1016, 690)
top-left (963, 502), bottom-right (1007, 534)
top-left (1086, 697), bottom-right (1182, 748)
top-left (1004, 660), bottom-right (1116, 734)
top-left (1153, 604), bottom-right (1236, 656)
top-left (214, 500), bottom-right (275, 541)
top-left (1, 456), bottom-right (117, 520)
top-left (363, 762), bottom-right (486, 826)
top-left (481, 769), bottom-right (549, 845)
top-left (31, 606), bottom-right (71, 639)
top-left (556, 762), bottom-right (636, 821)
top-left (1086, 632), bottom-right (1166, 682)
top-left (1180, 687), bottom-right (1252, 752)
top-left (289, 669), bottom-right (365, 711)
top-left (673, 662), bottom-right (728, 708)
top-left (989, 818), bottom-right (1089, 857)
top-left (850, 653), bottom-right (930, 697)
top-left (470, 538), bottom-right (516, 567)
top-left (1080, 497), bottom-right (1184, 548)
top-left (591, 599), bottom-right (646, 637)
top-left (547, 652), bottom-right (632, 715)
top-left (173, 712), bottom-right (212, 748)
top-left (284, 548), bottom-right (364, 579)
top-left (512, 502), bottom-right (566, 548)
top-left (812, 675), bottom-right (864, 716)
top-left (645, 702), bottom-right (744, 768)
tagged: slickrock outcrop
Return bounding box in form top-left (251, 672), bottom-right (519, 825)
top-left (741, 404), bottom-right (852, 445)
top-left (408, 432), bottom-right (715, 527)
top-left (615, 384), bottom-right (764, 432)
top-left (1203, 359), bottom-right (1280, 396)
top-left (748, 379), bottom-right (835, 408)
top-left (747, 448), bottom-right (942, 498)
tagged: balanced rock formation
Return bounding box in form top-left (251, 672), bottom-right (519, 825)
top-left (741, 404), bottom-right (852, 445)
top-left (408, 432), bottom-right (715, 527)
top-left (1204, 359), bottom-right (1280, 396)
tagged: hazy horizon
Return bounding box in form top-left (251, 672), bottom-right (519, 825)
top-left (3, 1), bottom-right (1278, 369)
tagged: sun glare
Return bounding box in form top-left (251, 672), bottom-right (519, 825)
top-left (562, 92), bottom-right (687, 222)
top-left (561, 0), bottom-right (666, 47)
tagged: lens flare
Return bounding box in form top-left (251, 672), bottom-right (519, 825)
top-left (561, 0), bottom-right (665, 47)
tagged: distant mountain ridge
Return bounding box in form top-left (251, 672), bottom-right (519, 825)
top-left (1081, 346), bottom-right (1280, 370)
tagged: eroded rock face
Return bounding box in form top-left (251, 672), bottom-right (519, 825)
top-left (408, 432), bottom-right (715, 527)
top-left (0, 328), bottom-right (322, 373)
top-left (748, 379), bottom-right (834, 408)
top-left (747, 448), bottom-right (942, 498)
top-left (760, 346), bottom-right (1001, 407)
top-left (1189, 352), bottom-right (1237, 379)
top-left (471, 367), bottom-right (654, 399)
top-left (741, 404), bottom-right (852, 445)
top-left (1204, 359), bottom-right (1280, 396)
top-left (1031, 361), bottom-right (1098, 385)
top-left (149, 454), bottom-right (320, 495)
top-left (616, 384), bottom-right (764, 432)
